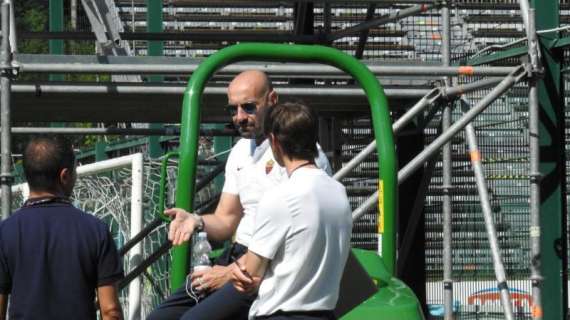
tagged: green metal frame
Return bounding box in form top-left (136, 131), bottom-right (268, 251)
top-left (49, 0), bottom-right (64, 82)
top-left (48, 0), bottom-right (64, 128)
top-left (466, 35), bottom-right (570, 67)
top-left (467, 46), bottom-right (527, 66)
top-left (532, 1), bottom-right (568, 320)
top-left (172, 43), bottom-right (398, 289)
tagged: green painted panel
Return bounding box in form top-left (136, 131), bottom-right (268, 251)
top-left (49, 0), bottom-right (64, 82)
top-left (532, 1), bottom-right (567, 319)
top-left (343, 249), bottom-right (423, 320)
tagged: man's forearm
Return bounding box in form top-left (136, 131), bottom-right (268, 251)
top-left (0, 294), bottom-right (7, 320)
top-left (97, 285), bottom-right (123, 320)
top-left (245, 252), bottom-right (268, 280)
top-left (201, 192), bottom-right (242, 241)
top-left (101, 308), bottom-right (123, 320)
top-left (203, 214), bottom-right (238, 241)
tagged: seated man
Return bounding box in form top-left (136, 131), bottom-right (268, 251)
top-left (232, 102), bottom-right (352, 320)
top-left (148, 71), bottom-right (331, 320)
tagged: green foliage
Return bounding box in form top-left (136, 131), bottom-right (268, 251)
top-left (17, 1), bottom-right (48, 54)
top-left (16, 1), bottom-right (49, 82)
top-left (21, 6), bottom-right (47, 32)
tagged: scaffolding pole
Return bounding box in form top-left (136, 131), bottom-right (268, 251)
top-left (352, 66), bottom-right (527, 221)
top-left (1, 1), bottom-right (12, 220)
top-left (9, 127), bottom-right (237, 136)
top-left (329, 2), bottom-right (436, 40)
top-left (519, 0), bottom-right (531, 33)
top-left (15, 59), bottom-right (516, 77)
top-left (461, 98), bottom-right (515, 320)
top-left (10, 82), bottom-right (431, 98)
top-left (334, 77), bottom-right (503, 182)
top-left (525, 8), bottom-right (544, 320)
top-left (441, 3), bottom-right (454, 320)
top-left (334, 88), bottom-right (441, 181)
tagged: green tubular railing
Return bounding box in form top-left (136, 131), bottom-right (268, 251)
top-left (172, 43), bottom-right (397, 290)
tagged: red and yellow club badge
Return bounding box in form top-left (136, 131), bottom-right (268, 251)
top-left (265, 159), bottom-right (274, 174)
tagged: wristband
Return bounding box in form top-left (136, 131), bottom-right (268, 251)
top-left (192, 213), bottom-right (205, 232)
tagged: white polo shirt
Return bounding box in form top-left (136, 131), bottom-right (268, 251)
top-left (248, 167), bottom-right (352, 317)
top-left (222, 138), bottom-right (331, 247)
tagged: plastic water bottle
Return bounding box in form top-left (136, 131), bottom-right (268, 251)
top-left (186, 232), bottom-right (212, 301)
top-left (191, 232), bottom-right (212, 272)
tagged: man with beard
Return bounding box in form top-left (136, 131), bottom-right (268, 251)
top-left (148, 70), bottom-right (331, 320)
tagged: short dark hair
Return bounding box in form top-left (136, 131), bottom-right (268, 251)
top-left (23, 135), bottom-right (76, 192)
top-left (262, 101), bottom-right (318, 161)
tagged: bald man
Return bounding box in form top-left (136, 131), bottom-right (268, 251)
top-left (148, 71), bottom-right (331, 320)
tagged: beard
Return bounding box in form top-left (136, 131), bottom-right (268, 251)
top-left (235, 120), bottom-right (261, 139)
top-left (237, 126), bottom-right (255, 138)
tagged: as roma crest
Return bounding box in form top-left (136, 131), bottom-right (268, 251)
top-left (265, 159), bottom-right (274, 174)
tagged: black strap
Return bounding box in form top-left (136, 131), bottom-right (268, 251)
top-left (23, 196), bottom-right (72, 208)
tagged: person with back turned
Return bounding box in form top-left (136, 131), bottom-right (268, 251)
top-left (0, 135), bottom-right (124, 320)
top-left (232, 102), bottom-right (352, 320)
top-left (148, 71), bottom-right (331, 320)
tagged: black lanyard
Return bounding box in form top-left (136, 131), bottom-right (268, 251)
top-left (23, 196), bottom-right (72, 208)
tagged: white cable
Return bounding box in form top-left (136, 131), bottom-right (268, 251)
top-left (185, 274), bottom-right (200, 305)
top-left (205, 148), bottom-right (232, 161)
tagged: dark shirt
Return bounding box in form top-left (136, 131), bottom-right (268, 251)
top-left (0, 201), bottom-right (124, 320)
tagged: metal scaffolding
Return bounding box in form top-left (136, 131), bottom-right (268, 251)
top-left (4, 1), bottom-right (569, 319)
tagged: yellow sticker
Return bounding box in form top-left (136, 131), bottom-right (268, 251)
top-left (378, 180), bottom-right (384, 233)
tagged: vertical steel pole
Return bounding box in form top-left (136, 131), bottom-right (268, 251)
top-left (441, 2), bottom-right (454, 319)
top-left (323, 2), bottom-right (331, 36)
top-left (526, 8), bottom-right (543, 320)
top-left (71, 0), bottom-right (77, 30)
top-left (461, 99), bottom-right (515, 320)
top-left (1, 1), bottom-right (12, 220)
top-left (519, 0), bottom-right (531, 33)
top-left (146, 0), bottom-right (165, 158)
top-left (8, 1), bottom-right (14, 53)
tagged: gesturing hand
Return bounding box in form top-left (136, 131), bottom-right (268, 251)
top-left (164, 208), bottom-right (196, 245)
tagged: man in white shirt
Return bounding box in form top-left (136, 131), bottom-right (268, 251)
top-left (232, 102), bottom-right (352, 320)
top-left (148, 71), bottom-right (330, 320)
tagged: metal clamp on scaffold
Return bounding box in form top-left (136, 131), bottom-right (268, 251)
top-left (528, 171), bottom-right (542, 184)
top-left (0, 60), bottom-right (17, 79)
top-left (0, 173), bottom-right (13, 185)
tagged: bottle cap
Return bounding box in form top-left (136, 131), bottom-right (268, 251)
top-left (198, 231), bottom-right (207, 239)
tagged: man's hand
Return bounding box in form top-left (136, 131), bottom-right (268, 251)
top-left (190, 265), bottom-right (231, 293)
top-left (0, 294), bottom-right (7, 320)
top-left (97, 285), bottom-right (123, 320)
top-left (231, 261), bottom-right (261, 294)
top-left (165, 208), bottom-right (197, 245)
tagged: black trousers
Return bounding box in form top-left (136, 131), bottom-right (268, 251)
top-left (254, 310), bottom-right (337, 320)
top-left (147, 243), bottom-right (255, 320)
